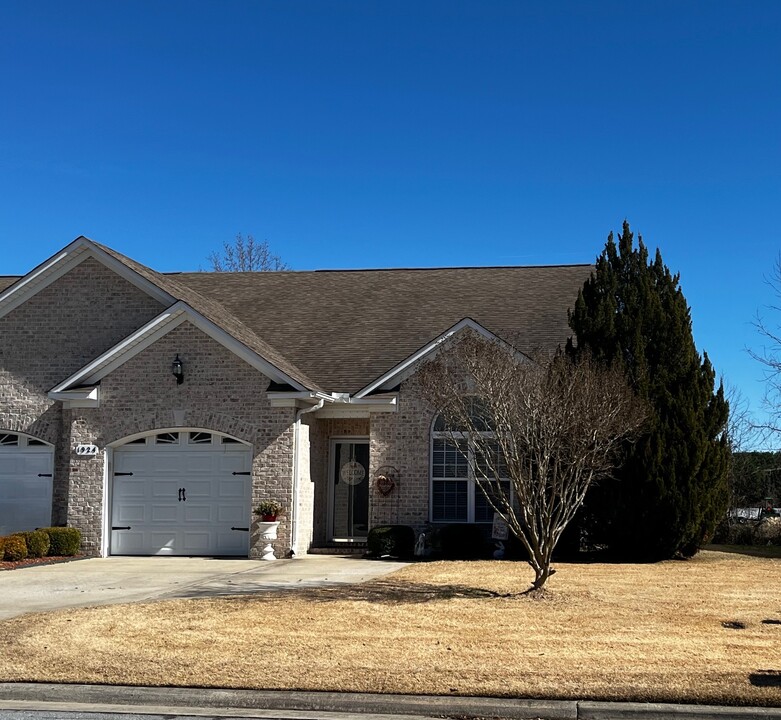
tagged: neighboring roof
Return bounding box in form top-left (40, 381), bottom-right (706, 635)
top-left (174, 264), bottom-right (593, 394)
top-left (0, 277), bottom-right (19, 293)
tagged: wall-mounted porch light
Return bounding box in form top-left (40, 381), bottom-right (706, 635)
top-left (172, 354), bottom-right (184, 385)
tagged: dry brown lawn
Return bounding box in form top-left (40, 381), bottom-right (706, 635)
top-left (0, 550), bottom-right (780, 706)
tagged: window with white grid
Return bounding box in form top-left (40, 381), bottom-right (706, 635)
top-left (430, 411), bottom-right (510, 523)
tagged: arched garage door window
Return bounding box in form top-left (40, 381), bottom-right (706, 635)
top-left (110, 430), bottom-right (252, 557)
top-left (0, 432), bottom-right (54, 535)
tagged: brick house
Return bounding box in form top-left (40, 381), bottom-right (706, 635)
top-left (0, 237), bottom-right (590, 558)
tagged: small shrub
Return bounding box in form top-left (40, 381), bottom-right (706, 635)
top-left (439, 524), bottom-right (491, 559)
top-left (755, 517), bottom-right (781, 545)
top-left (0, 536), bottom-right (6, 557)
top-left (17, 530), bottom-right (50, 558)
top-left (41, 527), bottom-right (81, 556)
top-left (367, 525), bottom-right (416, 558)
top-left (717, 520), bottom-right (756, 546)
top-left (3, 535), bottom-right (28, 562)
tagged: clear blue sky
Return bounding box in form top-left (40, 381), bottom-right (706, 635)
top-left (1, 1), bottom-right (780, 443)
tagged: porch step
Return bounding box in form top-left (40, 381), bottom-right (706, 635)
top-left (307, 543), bottom-right (368, 556)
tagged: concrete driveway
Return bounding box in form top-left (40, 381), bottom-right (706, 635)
top-left (0, 555), bottom-right (408, 620)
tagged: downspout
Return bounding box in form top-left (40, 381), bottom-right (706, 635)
top-left (290, 398), bottom-right (325, 556)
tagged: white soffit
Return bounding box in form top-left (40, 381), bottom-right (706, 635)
top-left (0, 237), bottom-right (174, 320)
top-left (314, 395), bottom-right (398, 418)
top-left (353, 318), bottom-right (508, 398)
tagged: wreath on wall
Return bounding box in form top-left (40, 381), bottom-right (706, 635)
top-left (373, 465), bottom-right (399, 497)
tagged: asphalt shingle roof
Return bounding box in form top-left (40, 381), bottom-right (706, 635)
top-left (2, 254), bottom-right (594, 394)
top-left (92, 243), bottom-right (321, 390)
top-left (173, 265), bottom-right (593, 394)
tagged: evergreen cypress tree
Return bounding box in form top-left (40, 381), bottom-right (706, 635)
top-left (568, 222), bottom-right (730, 560)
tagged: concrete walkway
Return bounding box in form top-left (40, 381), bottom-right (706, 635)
top-left (0, 555), bottom-right (407, 620)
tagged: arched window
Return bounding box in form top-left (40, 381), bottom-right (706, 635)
top-left (430, 402), bottom-right (510, 523)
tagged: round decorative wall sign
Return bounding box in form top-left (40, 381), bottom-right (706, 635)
top-left (340, 460), bottom-right (366, 486)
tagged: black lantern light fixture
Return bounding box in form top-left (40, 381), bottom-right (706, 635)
top-left (172, 354), bottom-right (184, 385)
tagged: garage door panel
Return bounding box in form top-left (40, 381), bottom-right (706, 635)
top-left (149, 481), bottom-right (179, 499)
top-left (182, 531), bottom-right (211, 553)
top-left (0, 477), bottom-right (50, 499)
top-left (112, 532), bottom-right (145, 554)
top-left (111, 434), bottom-right (251, 556)
top-left (217, 504), bottom-right (247, 523)
top-left (218, 479), bottom-right (247, 497)
top-left (114, 479), bottom-right (146, 499)
top-left (184, 479), bottom-right (213, 496)
top-left (115, 503), bottom-right (147, 524)
top-left (183, 504), bottom-right (213, 522)
top-left (217, 531), bottom-right (247, 554)
top-left (153, 455), bottom-right (190, 473)
top-left (183, 456), bottom-right (217, 473)
top-left (0, 455), bottom-right (51, 475)
top-left (218, 454), bottom-right (251, 473)
top-left (150, 505), bottom-right (180, 522)
top-left (0, 444), bottom-right (53, 536)
top-left (148, 533), bottom-right (177, 555)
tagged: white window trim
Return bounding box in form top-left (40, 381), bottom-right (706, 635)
top-left (430, 428), bottom-right (510, 524)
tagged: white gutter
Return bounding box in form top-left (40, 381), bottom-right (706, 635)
top-left (289, 397), bottom-right (325, 556)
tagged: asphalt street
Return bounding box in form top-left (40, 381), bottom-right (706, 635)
top-left (2, 685), bottom-right (781, 720)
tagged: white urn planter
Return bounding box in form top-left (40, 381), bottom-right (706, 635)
top-left (257, 521), bottom-right (280, 561)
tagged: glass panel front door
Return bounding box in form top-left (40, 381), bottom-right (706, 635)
top-left (331, 441), bottom-right (369, 539)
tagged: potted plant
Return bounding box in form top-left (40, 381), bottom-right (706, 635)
top-left (254, 500), bottom-right (283, 522)
top-left (254, 501), bottom-right (284, 561)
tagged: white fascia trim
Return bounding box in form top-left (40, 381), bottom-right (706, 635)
top-left (51, 301), bottom-right (311, 393)
top-left (353, 318), bottom-right (507, 398)
top-left (0, 238), bottom-right (174, 320)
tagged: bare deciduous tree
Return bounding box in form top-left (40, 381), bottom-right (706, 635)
top-left (751, 257), bottom-right (781, 435)
top-left (209, 234), bottom-right (290, 272)
top-left (416, 333), bottom-right (645, 594)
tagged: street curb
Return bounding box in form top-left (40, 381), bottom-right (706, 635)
top-left (0, 683), bottom-right (779, 719)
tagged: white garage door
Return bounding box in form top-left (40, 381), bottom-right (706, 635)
top-left (111, 431), bottom-right (252, 556)
top-left (0, 433), bottom-right (54, 536)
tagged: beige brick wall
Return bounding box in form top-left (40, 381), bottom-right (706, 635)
top-left (369, 375), bottom-right (435, 533)
top-left (0, 257), bottom-right (166, 529)
top-left (0, 254), bottom-right (453, 555)
top-left (70, 321), bottom-right (297, 556)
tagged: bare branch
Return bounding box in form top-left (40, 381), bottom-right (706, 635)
top-left (749, 255), bottom-right (781, 434)
top-left (208, 234), bottom-right (290, 272)
top-left (416, 332), bottom-right (645, 593)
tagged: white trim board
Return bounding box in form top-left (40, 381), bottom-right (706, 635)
top-left (353, 317), bottom-right (523, 398)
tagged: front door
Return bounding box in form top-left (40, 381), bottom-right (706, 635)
top-left (330, 440), bottom-right (369, 540)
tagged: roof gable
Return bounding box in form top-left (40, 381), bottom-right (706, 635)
top-left (50, 301), bottom-right (310, 395)
top-left (354, 317), bottom-right (522, 397)
top-left (0, 237), bottom-right (174, 319)
top-left (3, 238), bottom-right (319, 392)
